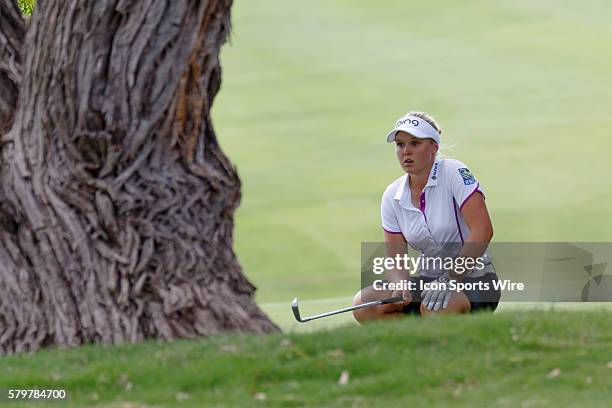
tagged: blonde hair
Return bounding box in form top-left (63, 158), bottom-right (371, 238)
top-left (405, 111), bottom-right (452, 157)
top-left (405, 111), bottom-right (442, 135)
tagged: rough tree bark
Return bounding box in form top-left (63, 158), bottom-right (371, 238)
top-left (0, 0), bottom-right (23, 133)
top-left (0, 0), bottom-right (278, 355)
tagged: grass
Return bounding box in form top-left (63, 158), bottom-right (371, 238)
top-left (210, 0), bottom-right (612, 327)
top-left (1, 310), bottom-right (611, 407)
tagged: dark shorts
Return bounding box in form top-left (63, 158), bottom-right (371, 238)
top-left (400, 273), bottom-right (501, 315)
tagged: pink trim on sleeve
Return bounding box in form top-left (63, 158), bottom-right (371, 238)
top-left (383, 227), bottom-right (403, 235)
top-left (459, 183), bottom-right (485, 210)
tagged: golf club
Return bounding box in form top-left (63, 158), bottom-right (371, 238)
top-left (291, 295), bottom-right (404, 322)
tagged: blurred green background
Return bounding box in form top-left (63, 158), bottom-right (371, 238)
top-left (212, 0), bottom-right (612, 328)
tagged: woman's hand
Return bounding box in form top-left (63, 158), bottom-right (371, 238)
top-left (421, 274), bottom-right (453, 311)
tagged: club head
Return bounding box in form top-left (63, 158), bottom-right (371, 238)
top-left (291, 297), bottom-right (304, 322)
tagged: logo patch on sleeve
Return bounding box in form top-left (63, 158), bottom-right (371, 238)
top-left (458, 168), bottom-right (476, 185)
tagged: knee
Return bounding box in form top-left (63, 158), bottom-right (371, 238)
top-left (352, 289), bottom-right (404, 323)
top-left (352, 290), bottom-right (363, 307)
top-left (352, 289), bottom-right (383, 323)
top-left (352, 290), bottom-right (367, 323)
top-left (353, 308), bottom-right (365, 323)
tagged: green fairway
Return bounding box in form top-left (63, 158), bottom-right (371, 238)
top-left (211, 0), bottom-right (612, 326)
top-left (1, 311), bottom-right (610, 407)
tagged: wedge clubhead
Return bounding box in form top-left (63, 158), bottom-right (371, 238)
top-left (291, 297), bottom-right (304, 322)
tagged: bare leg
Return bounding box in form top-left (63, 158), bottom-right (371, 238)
top-left (352, 285), bottom-right (409, 323)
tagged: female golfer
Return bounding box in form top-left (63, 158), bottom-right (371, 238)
top-left (353, 111), bottom-right (500, 322)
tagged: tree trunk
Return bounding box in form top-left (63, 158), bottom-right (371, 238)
top-left (0, 0), bottom-right (278, 355)
top-left (0, 0), bottom-right (24, 133)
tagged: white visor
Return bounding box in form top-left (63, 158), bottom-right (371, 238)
top-left (386, 115), bottom-right (441, 144)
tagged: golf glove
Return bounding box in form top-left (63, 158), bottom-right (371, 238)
top-left (421, 274), bottom-right (454, 311)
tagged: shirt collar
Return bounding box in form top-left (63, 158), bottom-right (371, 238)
top-left (394, 159), bottom-right (441, 201)
top-left (394, 174), bottom-right (409, 201)
top-left (425, 159), bottom-right (441, 188)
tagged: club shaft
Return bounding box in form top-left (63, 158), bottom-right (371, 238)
top-left (300, 296), bottom-right (403, 321)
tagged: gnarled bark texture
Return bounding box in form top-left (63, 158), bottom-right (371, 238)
top-left (0, 0), bottom-right (24, 133)
top-left (0, 0), bottom-right (278, 355)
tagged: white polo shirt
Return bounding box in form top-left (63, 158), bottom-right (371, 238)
top-left (381, 158), bottom-right (492, 277)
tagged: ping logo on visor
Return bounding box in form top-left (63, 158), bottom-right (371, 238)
top-left (386, 114), bottom-right (441, 144)
top-left (396, 118), bottom-right (420, 127)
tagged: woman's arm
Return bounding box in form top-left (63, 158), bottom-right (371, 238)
top-left (420, 192), bottom-right (493, 310)
top-left (383, 230), bottom-right (409, 283)
top-left (452, 192), bottom-right (493, 279)
top-left (383, 230), bottom-right (412, 304)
